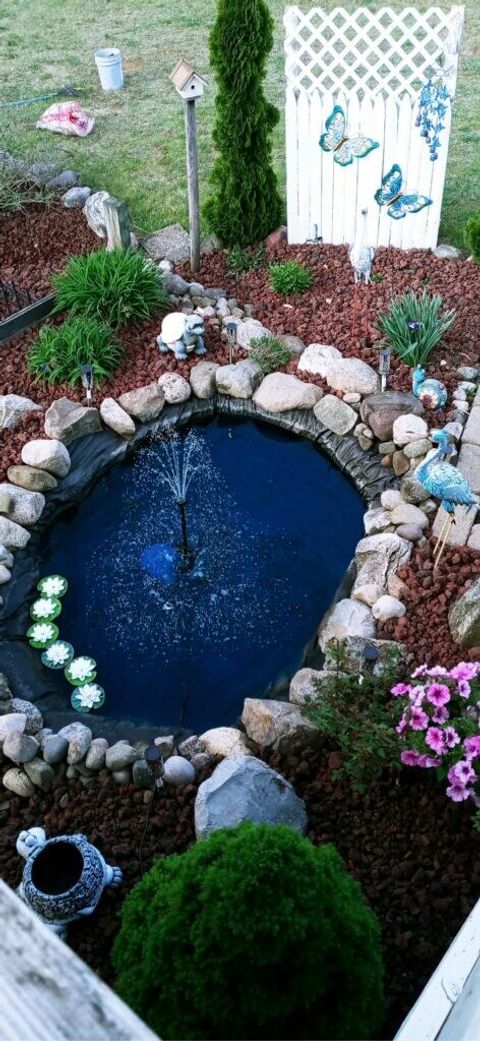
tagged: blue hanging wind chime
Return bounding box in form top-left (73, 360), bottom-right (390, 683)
top-left (415, 78), bottom-right (451, 161)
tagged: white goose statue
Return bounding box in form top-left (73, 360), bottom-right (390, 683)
top-left (349, 208), bottom-right (375, 284)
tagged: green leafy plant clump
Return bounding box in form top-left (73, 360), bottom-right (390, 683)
top-left (52, 248), bottom-right (169, 328)
top-left (377, 289), bottom-right (456, 367)
top-left (303, 642), bottom-right (403, 792)
top-left (27, 317), bottom-right (123, 385)
top-left (249, 335), bottom-right (291, 374)
top-left (205, 0), bottom-right (283, 247)
top-left (112, 822), bottom-right (385, 1041)
top-left (464, 216), bottom-right (480, 262)
top-left (269, 260), bottom-right (314, 295)
top-left (226, 242), bottom-right (266, 280)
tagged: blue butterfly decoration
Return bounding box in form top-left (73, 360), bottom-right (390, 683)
top-left (374, 164), bottom-right (432, 220)
top-left (319, 104), bottom-right (379, 166)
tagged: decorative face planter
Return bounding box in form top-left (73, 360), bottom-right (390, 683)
top-left (16, 827), bottom-right (122, 937)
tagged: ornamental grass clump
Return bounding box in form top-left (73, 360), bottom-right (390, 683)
top-left (112, 822), bottom-right (385, 1040)
top-left (52, 248), bottom-right (169, 328)
top-left (27, 317), bottom-right (123, 385)
top-left (249, 335), bottom-right (291, 374)
top-left (377, 289), bottom-right (456, 367)
top-left (393, 661), bottom-right (480, 823)
top-left (269, 260), bottom-right (314, 295)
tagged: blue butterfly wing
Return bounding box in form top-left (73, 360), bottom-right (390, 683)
top-left (387, 193), bottom-right (432, 218)
top-left (374, 164), bottom-right (403, 206)
top-left (334, 136), bottom-right (379, 166)
top-left (320, 106), bottom-right (345, 153)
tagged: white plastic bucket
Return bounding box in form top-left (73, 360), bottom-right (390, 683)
top-left (94, 48), bottom-right (124, 91)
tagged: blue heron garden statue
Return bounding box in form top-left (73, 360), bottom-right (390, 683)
top-left (415, 429), bottom-right (478, 568)
top-left (412, 366), bottom-right (448, 410)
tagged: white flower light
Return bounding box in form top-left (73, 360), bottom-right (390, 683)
top-left (32, 598), bottom-right (57, 619)
top-left (69, 657), bottom-right (95, 681)
top-left (30, 623), bottom-right (55, 644)
top-left (76, 684), bottom-right (101, 709)
top-left (41, 577), bottom-right (66, 598)
top-left (44, 642), bottom-right (71, 666)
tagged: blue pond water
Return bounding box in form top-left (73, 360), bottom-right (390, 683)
top-left (39, 418), bottom-right (364, 731)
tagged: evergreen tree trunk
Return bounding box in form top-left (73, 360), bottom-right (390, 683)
top-left (205, 0), bottom-right (283, 248)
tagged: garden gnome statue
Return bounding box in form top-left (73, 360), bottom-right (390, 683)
top-left (16, 826), bottom-right (122, 939)
top-left (157, 312), bottom-right (206, 361)
top-left (349, 208), bottom-right (375, 284)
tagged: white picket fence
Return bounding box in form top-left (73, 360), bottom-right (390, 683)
top-left (284, 6), bottom-right (465, 249)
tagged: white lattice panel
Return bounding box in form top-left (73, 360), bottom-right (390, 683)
top-left (284, 6), bottom-right (464, 249)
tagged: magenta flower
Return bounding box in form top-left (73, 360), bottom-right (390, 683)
top-left (450, 663), bottom-right (480, 682)
top-left (443, 726), bottom-right (460, 749)
top-left (411, 664), bottom-right (428, 678)
top-left (447, 782), bottom-right (472, 802)
top-left (396, 716), bottom-right (408, 735)
top-left (432, 706), bottom-right (449, 724)
top-left (457, 679), bottom-right (471, 699)
top-left (464, 736), bottom-right (480, 759)
top-left (410, 706), bottom-right (429, 730)
top-left (426, 683), bottom-right (451, 708)
top-left (448, 761), bottom-right (476, 785)
top-left (425, 727), bottom-right (445, 754)
top-left (391, 683), bottom-right (412, 697)
top-left (425, 666), bottom-right (449, 677)
top-left (425, 757), bottom-right (441, 768)
top-left (401, 749), bottom-right (426, 766)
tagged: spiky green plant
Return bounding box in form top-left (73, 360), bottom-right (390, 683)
top-left (112, 823), bottom-right (385, 1040)
top-left (205, 0), bottom-right (283, 247)
top-left (269, 260), bottom-right (314, 295)
top-left (27, 317), bottom-right (123, 385)
top-left (377, 290), bottom-right (456, 366)
top-left (52, 248), bottom-right (169, 328)
top-left (249, 335), bottom-right (291, 374)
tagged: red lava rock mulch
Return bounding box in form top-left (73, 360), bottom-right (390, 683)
top-left (0, 203), bottom-right (99, 318)
top-left (1, 747), bottom-right (479, 1039)
top-left (378, 539), bottom-right (480, 668)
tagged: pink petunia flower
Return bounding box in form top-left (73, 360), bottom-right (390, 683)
top-left (443, 727), bottom-right (460, 749)
top-left (391, 683), bottom-right (412, 697)
top-left (396, 716), bottom-right (409, 735)
top-left (401, 749), bottom-right (426, 767)
top-left (447, 782), bottom-right (472, 802)
top-left (425, 757), bottom-right (441, 768)
top-left (411, 664), bottom-right (428, 678)
top-left (425, 727), bottom-right (446, 754)
top-left (457, 680), bottom-right (471, 699)
top-left (426, 683), bottom-right (451, 708)
top-left (425, 666), bottom-right (449, 677)
top-left (450, 663), bottom-right (480, 682)
top-left (433, 706), bottom-right (449, 724)
top-left (464, 736), bottom-right (480, 759)
top-left (410, 706), bottom-right (429, 730)
top-left (448, 761), bottom-right (476, 785)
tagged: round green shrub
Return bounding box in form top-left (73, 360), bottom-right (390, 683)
top-left (112, 823), bottom-right (385, 1040)
top-left (27, 316), bottom-right (123, 385)
top-left (464, 217), bottom-right (480, 263)
top-left (205, 0), bottom-right (283, 247)
top-left (52, 248), bottom-right (169, 328)
top-left (269, 261), bottom-right (314, 295)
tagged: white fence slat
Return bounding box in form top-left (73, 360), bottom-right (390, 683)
top-left (284, 5), bottom-right (464, 249)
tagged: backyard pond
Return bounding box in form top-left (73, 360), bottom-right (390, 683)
top-left (38, 417), bottom-right (364, 729)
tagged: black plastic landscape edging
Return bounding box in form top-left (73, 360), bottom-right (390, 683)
top-left (0, 292), bottom-right (56, 344)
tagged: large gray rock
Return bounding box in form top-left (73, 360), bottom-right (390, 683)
top-left (353, 533), bottom-right (411, 598)
top-left (401, 474), bottom-right (430, 505)
top-left (24, 757), bottom-right (55, 792)
top-left (21, 438), bottom-right (71, 477)
top-left (141, 223), bottom-right (190, 263)
top-left (241, 698), bottom-right (321, 753)
top-left (105, 741), bottom-right (138, 771)
top-left (118, 384), bottom-right (165, 422)
top-left (85, 737), bottom-right (108, 770)
top-left (0, 484), bottom-right (45, 526)
top-left (360, 391), bottom-right (424, 441)
top-left (216, 360), bottom-right (262, 399)
top-left (158, 372), bottom-right (191, 404)
top-left (194, 755), bottom-right (307, 839)
top-left (46, 169), bottom-right (79, 191)
top-left (0, 547), bottom-right (13, 569)
top-left (393, 413), bottom-right (429, 446)
top-left (199, 727), bottom-right (251, 758)
top-left (62, 186), bottom-right (91, 208)
top-left (0, 713), bottom-right (26, 744)
top-left (44, 398), bottom-right (101, 444)
top-left (7, 465), bottom-right (57, 493)
top-left (235, 318), bottom-right (272, 350)
top-left (389, 503), bottom-right (428, 529)
top-left (298, 343), bottom-right (342, 378)
top-left (0, 517), bottom-right (30, 549)
top-left (449, 579), bottom-right (480, 646)
top-left (190, 361), bottom-right (220, 399)
top-left (82, 190), bottom-right (110, 238)
top-left (11, 699), bottom-right (43, 734)
top-left (318, 598), bottom-right (375, 652)
top-left (372, 595), bottom-right (406, 621)
top-left (43, 734), bottom-right (69, 765)
top-left (289, 667), bottom-right (341, 705)
top-left (326, 357), bottom-right (378, 396)
top-left (2, 732), bottom-right (39, 764)
top-left (2, 767), bottom-right (34, 798)
top-left (58, 722), bottom-right (92, 765)
top-left (253, 373), bottom-right (322, 413)
top-left (314, 395), bottom-right (356, 435)
top-left (100, 398), bottom-right (135, 438)
top-left (163, 755), bottom-right (196, 787)
top-left (0, 395), bottom-right (40, 431)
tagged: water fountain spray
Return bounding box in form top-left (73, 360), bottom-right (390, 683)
top-left (157, 430), bottom-right (203, 565)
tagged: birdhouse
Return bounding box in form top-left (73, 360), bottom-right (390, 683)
top-left (170, 60), bottom-right (207, 101)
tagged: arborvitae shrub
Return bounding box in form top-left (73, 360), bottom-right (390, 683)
top-left (464, 217), bottom-right (480, 262)
top-left (112, 822), bottom-right (385, 1040)
top-left (205, 0), bottom-right (283, 247)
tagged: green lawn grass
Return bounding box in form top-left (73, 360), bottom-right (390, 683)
top-left (0, 0), bottom-right (478, 246)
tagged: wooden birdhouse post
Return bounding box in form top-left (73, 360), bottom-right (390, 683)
top-left (170, 59), bottom-right (207, 273)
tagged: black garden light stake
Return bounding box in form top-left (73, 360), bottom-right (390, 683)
top-left (80, 364), bottom-right (94, 406)
top-left (378, 345), bottom-right (391, 392)
top-left (225, 321), bottom-right (238, 365)
top-left (138, 744), bottom-right (164, 876)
